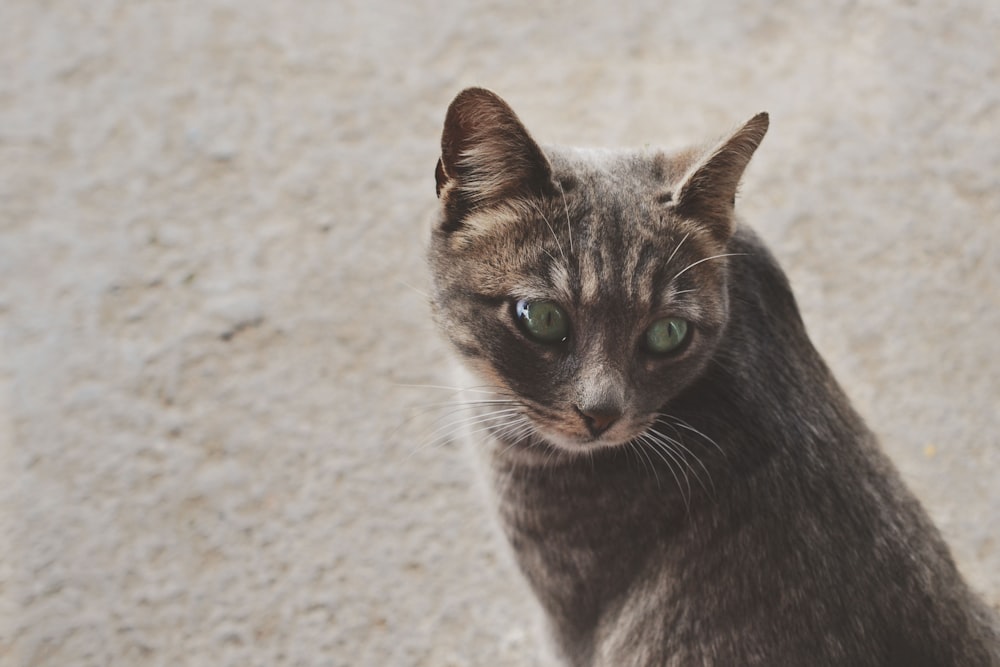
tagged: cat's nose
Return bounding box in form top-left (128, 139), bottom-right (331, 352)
top-left (576, 406), bottom-right (621, 437)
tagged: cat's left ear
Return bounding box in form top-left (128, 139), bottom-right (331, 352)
top-left (671, 113), bottom-right (769, 242)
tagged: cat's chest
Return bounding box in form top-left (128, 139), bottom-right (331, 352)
top-left (490, 458), bottom-right (681, 625)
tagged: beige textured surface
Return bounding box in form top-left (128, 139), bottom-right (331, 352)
top-left (1, 1), bottom-right (997, 665)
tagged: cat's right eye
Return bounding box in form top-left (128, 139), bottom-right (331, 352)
top-left (515, 299), bottom-right (569, 344)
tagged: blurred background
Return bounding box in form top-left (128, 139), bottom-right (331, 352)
top-left (1, 1), bottom-right (997, 665)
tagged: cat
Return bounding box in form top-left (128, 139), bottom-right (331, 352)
top-left (427, 87), bottom-right (999, 666)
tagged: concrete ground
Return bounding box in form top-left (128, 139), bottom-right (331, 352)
top-left (1, 1), bottom-right (997, 665)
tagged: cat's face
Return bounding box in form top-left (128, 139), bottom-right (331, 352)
top-left (429, 89), bottom-right (767, 457)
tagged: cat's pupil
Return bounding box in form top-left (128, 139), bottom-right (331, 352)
top-left (515, 299), bottom-right (569, 344)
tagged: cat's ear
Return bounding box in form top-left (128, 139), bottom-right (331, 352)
top-left (672, 112), bottom-right (769, 241)
top-left (436, 88), bottom-right (554, 227)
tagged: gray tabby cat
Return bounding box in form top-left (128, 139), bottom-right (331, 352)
top-left (427, 87), bottom-right (999, 666)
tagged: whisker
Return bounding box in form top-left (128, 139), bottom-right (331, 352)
top-left (664, 232), bottom-right (690, 270)
top-left (496, 420), bottom-right (537, 457)
top-left (396, 398), bottom-right (518, 439)
top-left (628, 440), bottom-right (660, 489)
top-left (491, 415), bottom-right (533, 441)
top-left (411, 407), bottom-right (524, 457)
top-left (439, 407), bottom-right (524, 433)
top-left (528, 199), bottom-right (567, 265)
top-left (421, 400), bottom-right (520, 421)
top-left (542, 440), bottom-right (562, 469)
top-left (671, 252), bottom-right (748, 282)
top-left (472, 408), bottom-right (534, 444)
top-left (664, 416), bottom-right (727, 460)
top-left (636, 433), bottom-right (690, 515)
top-left (643, 433), bottom-right (695, 502)
top-left (421, 414), bottom-right (525, 458)
top-left (396, 385), bottom-right (513, 422)
top-left (557, 181), bottom-right (574, 256)
top-left (397, 280), bottom-right (431, 299)
top-left (539, 246), bottom-right (560, 265)
top-left (394, 383), bottom-right (506, 396)
top-left (409, 399), bottom-right (520, 412)
top-left (647, 427), bottom-right (714, 496)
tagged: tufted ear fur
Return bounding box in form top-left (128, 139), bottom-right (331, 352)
top-left (672, 112), bottom-right (769, 242)
top-left (435, 88), bottom-right (554, 231)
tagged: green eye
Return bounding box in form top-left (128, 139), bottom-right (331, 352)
top-left (515, 299), bottom-right (569, 343)
top-left (644, 317), bottom-right (689, 355)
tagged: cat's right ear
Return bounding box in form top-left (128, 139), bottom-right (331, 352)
top-left (435, 88), bottom-right (554, 230)
top-left (671, 112), bottom-right (769, 242)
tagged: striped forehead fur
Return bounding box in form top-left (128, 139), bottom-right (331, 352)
top-left (443, 148), bottom-right (733, 313)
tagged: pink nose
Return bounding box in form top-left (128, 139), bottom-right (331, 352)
top-left (577, 407), bottom-right (620, 436)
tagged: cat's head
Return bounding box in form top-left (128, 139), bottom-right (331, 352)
top-left (429, 88), bottom-right (767, 458)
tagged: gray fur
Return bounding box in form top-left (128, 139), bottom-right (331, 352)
top-left (428, 88), bottom-right (999, 666)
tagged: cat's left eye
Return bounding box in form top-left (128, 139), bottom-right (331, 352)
top-left (644, 317), bottom-right (690, 355)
